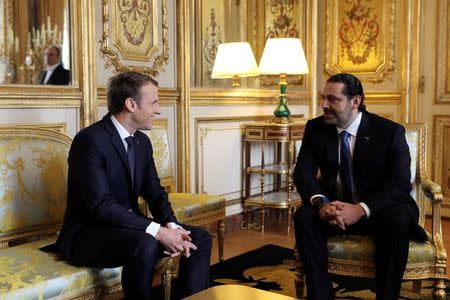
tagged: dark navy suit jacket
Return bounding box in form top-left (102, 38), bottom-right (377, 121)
top-left (39, 64), bottom-right (70, 85)
top-left (55, 115), bottom-right (176, 259)
top-left (293, 111), bottom-right (426, 240)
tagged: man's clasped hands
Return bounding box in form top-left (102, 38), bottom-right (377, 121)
top-left (319, 201), bottom-right (366, 230)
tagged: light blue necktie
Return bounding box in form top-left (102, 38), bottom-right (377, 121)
top-left (339, 130), bottom-right (354, 202)
top-left (125, 136), bottom-right (135, 186)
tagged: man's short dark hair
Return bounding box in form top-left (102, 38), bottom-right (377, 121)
top-left (107, 72), bottom-right (158, 115)
top-left (327, 73), bottom-right (366, 111)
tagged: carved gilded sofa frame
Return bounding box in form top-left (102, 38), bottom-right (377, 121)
top-left (294, 123), bottom-right (448, 299)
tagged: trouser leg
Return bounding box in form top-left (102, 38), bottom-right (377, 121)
top-left (70, 227), bottom-right (161, 300)
top-left (294, 205), bottom-right (334, 300)
top-left (372, 205), bottom-right (412, 300)
top-left (177, 224), bottom-right (212, 298)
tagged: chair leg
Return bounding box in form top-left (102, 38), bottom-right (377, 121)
top-left (161, 258), bottom-right (175, 300)
top-left (217, 218), bottom-right (225, 261)
top-left (412, 280), bottom-right (422, 293)
top-left (293, 247), bottom-right (306, 298)
top-left (432, 279), bottom-right (446, 300)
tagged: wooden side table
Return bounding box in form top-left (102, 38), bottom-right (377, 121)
top-left (241, 120), bottom-right (306, 233)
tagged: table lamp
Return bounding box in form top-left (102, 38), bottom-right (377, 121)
top-left (259, 38), bottom-right (309, 121)
top-left (211, 42), bottom-right (260, 87)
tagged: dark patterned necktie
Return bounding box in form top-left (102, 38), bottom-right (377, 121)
top-left (125, 136), bottom-right (135, 186)
top-left (339, 130), bottom-right (354, 202)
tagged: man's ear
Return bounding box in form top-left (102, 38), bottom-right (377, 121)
top-left (124, 97), bottom-right (135, 112)
top-left (352, 95), bottom-right (362, 110)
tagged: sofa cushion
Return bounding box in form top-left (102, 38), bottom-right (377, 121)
top-left (0, 238), bottom-right (121, 299)
top-left (169, 193), bottom-right (225, 220)
top-left (327, 234), bottom-right (435, 265)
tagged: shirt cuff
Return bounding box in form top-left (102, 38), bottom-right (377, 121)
top-left (167, 222), bottom-right (182, 230)
top-left (145, 222), bottom-right (161, 237)
top-left (358, 202), bottom-right (371, 218)
top-left (310, 194), bottom-right (328, 205)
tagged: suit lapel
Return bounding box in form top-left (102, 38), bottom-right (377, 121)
top-left (325, 124), bottom-right (339, 179)
top-left (354, 112), bottom-right (372, 173)
top-left (102, 115), bottom-right (132, 184)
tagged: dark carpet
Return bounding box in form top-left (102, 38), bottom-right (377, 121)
top-left (210, 244), bottom-right (449, 299)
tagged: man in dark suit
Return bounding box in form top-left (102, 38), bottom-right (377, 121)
top-left (54, 72), bottom-right (211, 299)
top-left (293, 73), bottom-right (427, 300)
top-left (38, 45), bottom-right (70, 85)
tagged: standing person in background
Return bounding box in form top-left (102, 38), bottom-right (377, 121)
top-left (38, 45), bottom-right (70, 85)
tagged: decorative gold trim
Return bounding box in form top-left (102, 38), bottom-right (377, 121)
top-left (0, 123), bottom-right (67, 134)
top-left (78, 1), bottom-right (98, 126)
top-left (325, 0), bottom-right (396, 82)
top-left (97, 86), bottom-right (179, 106)
top-left (0, 85), bottom-right (81, 97)
top-left (191, 88), bottom-right (310, 105)
top-left (100, 0), bottom-right (169, 77)
top-left (405, 0), bottom-right (422, 122)
top-left (433, 115), bottom-right (450, 206)
top-left (190, 89), bottom-right (401, 105)
top-left (435, 0), bottom-right (450, 103)
top-left (177, 0), bottom-right (191, 192)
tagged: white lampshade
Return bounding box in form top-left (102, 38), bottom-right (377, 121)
top-left (211, 42), bottom-right (260, 79)
top-left (259, 38), bottom-right (309, 75)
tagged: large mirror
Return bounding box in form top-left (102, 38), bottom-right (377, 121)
top-left (0, 0), bottom-right (71, 85)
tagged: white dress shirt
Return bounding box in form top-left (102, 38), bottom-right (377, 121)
top-left (310, 112), bottom-right (371, 217)
top-left (42, 63), bottom-right (59, 84)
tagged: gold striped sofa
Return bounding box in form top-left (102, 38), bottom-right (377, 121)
top-left (0, 128), bottom-right (127, 299)
top-left (294, 123), bottom-right (448, 299)
top-left (0, 125), bottom-right (225, 300)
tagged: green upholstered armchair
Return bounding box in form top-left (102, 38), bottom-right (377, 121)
top-left (294, 123), bottom-right (447, 299)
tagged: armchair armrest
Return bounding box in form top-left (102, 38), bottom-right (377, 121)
top-left (420, 177), bottom-right (447, 265)
top-left (421, 178), bottom-right (443, 203)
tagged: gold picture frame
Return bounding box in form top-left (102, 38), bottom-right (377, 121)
top-left (324, 0), bottom-right (395, 82)
top-left (435, 0), bottom-right (450, 104)
top-left (100, 0), bottom-right (169, 77)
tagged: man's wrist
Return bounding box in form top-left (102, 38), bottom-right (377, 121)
top-left (145, 222), bottom-right (161, 237)
top-left (311, 196), bottom-right (330, 209)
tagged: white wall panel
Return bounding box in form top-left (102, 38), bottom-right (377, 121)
top-left (190, 104), bottom-right (309, 200)
top-left (0, 108), bottom-right (79, 138)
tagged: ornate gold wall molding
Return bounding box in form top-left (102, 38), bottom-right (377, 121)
top-left (0, 86), bottom-right (81, 107)
top-left (325, 0), bottom-right (395, 82)
top-left (0, 123), bottom-right (67, 134)
top-left (433, 115), bottom-right (450, 205)
top-left (100, 0), bottom-right (169, 76)
top-left (96, 86), bottom-right (179, 106)
top-left (190, 88), bottom-right (311, 105)
top-left (435, 0), bottom-right (450, 104)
